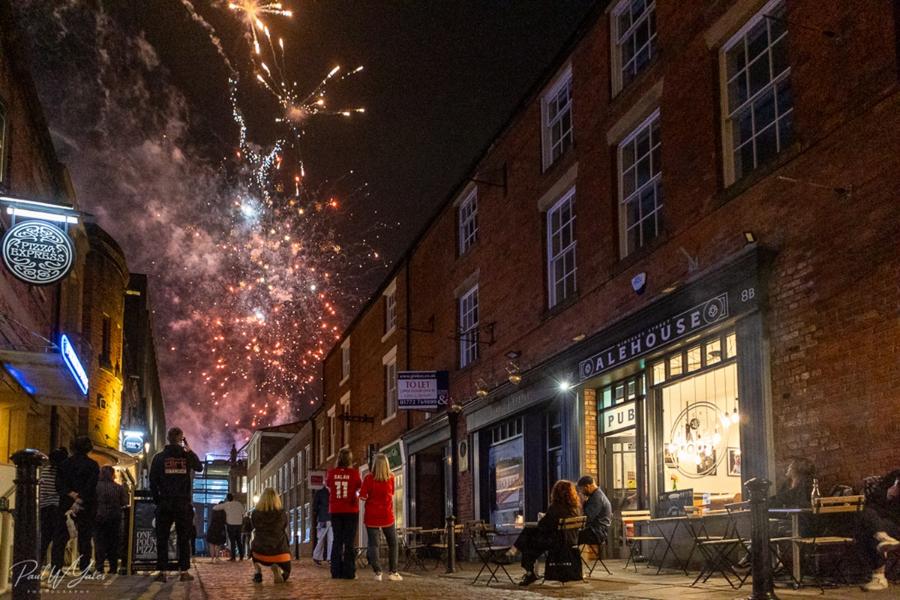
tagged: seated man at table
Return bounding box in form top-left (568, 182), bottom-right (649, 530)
top-left (576, 475), bottom-right (611, 546)
top-left (859, 468), bottom-right (900, 592)
top-left (514, 480), bottom-right (581, 586)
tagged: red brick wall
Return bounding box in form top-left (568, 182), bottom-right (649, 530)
top-left (322, 0), bottom-right (900, 503)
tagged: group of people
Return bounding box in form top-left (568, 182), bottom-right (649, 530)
top-left (512, 475), bottom-right (611, 586)
top-left (38, 436), bottom-right (130, 576)
top-left (772, 458), bottom-right (899, 592)
top-left (206, 494), bottom-right (251, 561)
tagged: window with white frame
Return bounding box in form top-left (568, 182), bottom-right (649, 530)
top-left (458, 189), bottom-right (478, 255)
top-left (340, 339), bottom-right (350, 382)
top-left (459, 285), bottom-right (479, 368)
top-left (340, 393), bottom-right (350, 448)
top-left (384, 349), bottom-right (397, 420)
top-left (547, 188), bottom-right (577, 308)
top-left (722, 0), bottom-right (792, 183)
top-left (612, 0), bottom-right (657, 93)
top-left (618, 110), bottom-right (662, 257)
top-left (318, 425), bottom-right (326, 464)
top-left (384, 287), bottom-right (397, 334)
top-left (327, 407), bottom-right (336, 458)
top-left (541, 67), bottom-right (573, 169)
top-left (0, 100), bottom-right (7, 186)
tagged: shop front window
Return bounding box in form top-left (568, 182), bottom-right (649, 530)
top-left (547, 408), bottom-right (562, 492)
top-left (488, 418), bottom-right (524, 527)
top-left (659, 332), bottom-right (741, 503)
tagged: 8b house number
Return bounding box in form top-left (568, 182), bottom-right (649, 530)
top-left (740, 287), bottom-right (756, 303)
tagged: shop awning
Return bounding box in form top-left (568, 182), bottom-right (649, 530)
top-left (0, 347), bottom-right (89, 407)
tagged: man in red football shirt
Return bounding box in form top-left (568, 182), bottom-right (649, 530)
top-left (325, 448), bottom-right (361, 579)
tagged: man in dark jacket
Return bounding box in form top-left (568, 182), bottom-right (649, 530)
top-left (576, 475), bottom-right (612, 545)
top-left (311, 485), bottom-right (332, 564)
top-left (56, 436), bottom-right (99, 572)
top-left (149, 427), bottom-right (202, 582)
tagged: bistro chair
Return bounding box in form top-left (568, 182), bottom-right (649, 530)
top-left (685, 504), bottom-right (749, 589)
top-left (621, 510), bottom-right (662, 572)
top-left (578, 523), bottom-right (611, 577)
top-left (795, 495), bottom-right (865, 588)
top-left (398, 527), bottom-right (429, 571)
top-left (542, 515), bottom-right (587, 585)
top-left (470, 521), bottom-right (515, 586)
top-left (429, 523), bottom-right (465, 570)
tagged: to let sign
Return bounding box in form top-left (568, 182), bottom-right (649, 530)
top-left (398, 371), bottom-right (449, 411)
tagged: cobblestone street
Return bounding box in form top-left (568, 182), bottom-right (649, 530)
top-left (19, 558), bottom-right (897, 600)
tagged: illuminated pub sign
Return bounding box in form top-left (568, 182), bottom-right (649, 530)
top-left (120, 429), bottom-right (146, 455)
top-left (2, 220), bottom-right (75, 286)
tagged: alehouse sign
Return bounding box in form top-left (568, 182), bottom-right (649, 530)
top-left (579, 293), bottom-right (730, 381)
top-left (1, 220), bottom-right (75, 286)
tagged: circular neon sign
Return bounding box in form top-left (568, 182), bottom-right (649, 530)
top-left (2, 221), bottom-right (75, 286)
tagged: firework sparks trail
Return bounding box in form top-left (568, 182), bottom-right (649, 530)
top-left (16, 1), bottom-right (391, 453)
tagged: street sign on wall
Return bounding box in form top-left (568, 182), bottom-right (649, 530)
top-left (397, 370), bottom-right (449, 411)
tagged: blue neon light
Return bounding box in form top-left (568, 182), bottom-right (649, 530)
top-left (3, 364), bottom-right (36, 395)
top-left (60, 335), bottom-right (88, 395)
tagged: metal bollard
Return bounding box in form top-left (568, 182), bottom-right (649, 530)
top-left (445, 515), bottom-right (456, 573)
top-left (11, 449), bottom-right (47, 600)
top-left (745, 477), bottom-right (778, 600)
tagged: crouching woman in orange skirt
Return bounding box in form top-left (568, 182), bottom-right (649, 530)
top-left (250, 488), bottom-right (292, 584)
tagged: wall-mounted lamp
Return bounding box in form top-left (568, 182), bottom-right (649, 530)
top-left (506, 361), bottom-right (522, 385)
top-left (743, 231), bottom-right (756, 244)
top-left (572, 333), bottom-right (586, 343)
top-left (475, 378), bottom-right (489, 398)
top-left (558, 380), bottom-right (573, 392)
top-left (505, 350), bottom-right (521, 360)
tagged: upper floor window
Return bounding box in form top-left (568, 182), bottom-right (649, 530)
top-left (722, 0), bottom-right (792, 183)
top-left (458, 189), bottom-right (478, 255)
top-left (618, 110), bottom-right (662, 257)
top-left (384, 287), bottom-right (397, 334)
top-left (541, 67), bottom-right (573, 169)
top-left (547, 188), bottom-right (577, 308)
top-left (327, 407), bottom-right (336, 459)
top-left (384, 349), bottom-right (398, 421)
top-left (318, 425), bottom-right (326, 464)
top-left (458, 285), bottom-right (479, 368)
top-left (340, 393), bottom-right (350, 448)
top-left (0, 100), bottom-right (7, 186)
top-left (100, 314), bottom-right (112, 367)
top-left (612, 0), bottom-right (657, 93)
top-left (340, 339), bottom-right (350, 382)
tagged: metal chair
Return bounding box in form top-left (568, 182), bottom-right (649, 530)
top-left (578, 524), bottom-right (611, 576)
top-left (621, 510), bottom-right (662, 572)
top-left (685, 506), bottom-right (749, 589)
top-left (470, 522), bottom-right (515, 586)
top-left (543, 516), bottom-right (586, 585)
top-left (795, 495), bottom-right (865, 589)
top-left (429, 523), bottom-right (465, 569)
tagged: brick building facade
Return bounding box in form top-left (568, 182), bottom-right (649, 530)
top-left (309, 0), bottom-right (897, 552)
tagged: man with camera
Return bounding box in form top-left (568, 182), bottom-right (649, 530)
top-left (150, 427), bottom-right (203, 582)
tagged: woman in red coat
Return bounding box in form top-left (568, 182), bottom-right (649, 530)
top-left (360, 453), bottom-right (402, 581)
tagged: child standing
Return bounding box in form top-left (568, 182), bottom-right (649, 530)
top-left (250, 488), bottom-right (291, 584)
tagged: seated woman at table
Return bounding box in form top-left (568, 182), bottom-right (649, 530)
top-left (858, 468), bottom-right (900, 592)
top-left (771, 458), bottom-right (814, 509)
top-left (515, 480), bottom-right (581, 586)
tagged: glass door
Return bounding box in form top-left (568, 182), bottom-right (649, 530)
top-left (604, 432), bottom-right (638, 555)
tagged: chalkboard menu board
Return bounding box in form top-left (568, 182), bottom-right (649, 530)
top-left (656, 489), bottom-right (693, 518)
top-left (131, 496), bottom-right (178, 571)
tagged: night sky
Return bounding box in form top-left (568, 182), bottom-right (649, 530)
top-left (16, 0), bottom-right (595, 453)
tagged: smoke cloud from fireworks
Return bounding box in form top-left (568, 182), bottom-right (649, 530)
top-left (17, 1), bottom-right (388, 454)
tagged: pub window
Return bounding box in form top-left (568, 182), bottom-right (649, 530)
top-left (706, 338), bottom-right (723, 365)
top-left (668, 353), bottom-right (683, 377)
top-left (726, 332), bottom-right (737, 358)
top-left (686, 345), bottom-right (702, 372)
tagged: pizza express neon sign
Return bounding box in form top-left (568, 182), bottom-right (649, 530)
top-left (61, 334), bottom-right (89, 396)
top-left (2, 220), bottom-right (75, 286)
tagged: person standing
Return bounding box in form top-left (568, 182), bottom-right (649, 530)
top-left (311, 484), bottom-right (332, 565)
top-left (214, 493), bottom-right (245, 560)
top-left (359, 454), bottom-right (402, 581)
top-left (39, 448), bottom-right (69, 573)
top-left (149, 427), bottom-right (203, 582)
top-left (56, 436), bottom-right (100, 573)
top-left (576, 475), bottom-right (612, 545)
top-left (93, 466), bottom-right (129, 574)
top-left (241, 512), bottom-right (253, 559)
top-left (206, 500), bottom-right (227, 561)
top-left (326, 448), bottom-right (361, 579)
top-left (249, 488), bottom-right (291, 584)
